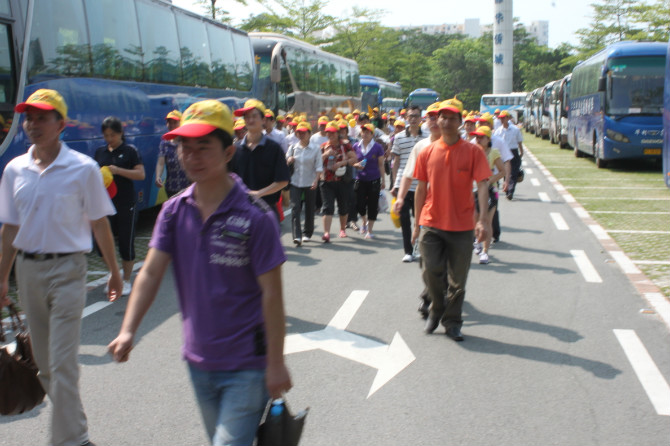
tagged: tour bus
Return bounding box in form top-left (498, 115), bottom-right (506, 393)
top-left (539, 81), bottom-right (558, 140)
top-left (250, 32), bottom-right (361, 122)
top-left (0, 0), bottom-right (256, 209)
top-left (550, 74), bottom-right (571, 148)
top-left (523, 92), bottom-right (534, 133)
top-left (530, 88), bottom-right (543, 137)
top-left (359, 75), bottom-right (403, 113)
top-left (405, 88), bottom-right (439, 111)
top-left (568, 41), bottom-right (666, 168)
top-left (479, 92), bottom-right (527, 123)
top-left (664, 39), bottom-right (670, 188)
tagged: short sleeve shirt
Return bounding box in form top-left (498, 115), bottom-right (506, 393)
top-left (158, 139), bottom-right (191, 194)
top-left (149, 176), bottom-right (286, 371)
top-left (414, 138), bottom-right (492, 231)
top-left (0, 143), bottom-right (116, 252)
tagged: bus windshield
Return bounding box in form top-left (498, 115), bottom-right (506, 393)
top-left (607, 56), bottom-right (665, 115)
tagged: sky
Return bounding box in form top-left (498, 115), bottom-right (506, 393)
top-left (172, 0), bottom-right (594, 48)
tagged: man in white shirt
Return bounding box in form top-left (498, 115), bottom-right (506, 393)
top-left (263, 109), bottom-right (288, 153)
top-left (493, 110), bottom-right (524, 200)
top-left (0, 89), bottom-right (122, 446)
top-left (391, 106), bottom-right (426, 262)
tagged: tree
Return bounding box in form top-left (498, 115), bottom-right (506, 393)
top-left (629, 0), bottom-right (670, 41)
top-left (195, 0), bottom-right (247, 22)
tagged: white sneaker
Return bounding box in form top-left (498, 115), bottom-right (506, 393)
top-left (473, 241), bottom-right (483, 254)
top-left (122, 280), bottom-right (132, 296)
top-left (302, 236), bottom-right (311, 242)
top-left (479, 253), bottom-right (489, 264)
top-left (402, 254), bottom-right (413, 263)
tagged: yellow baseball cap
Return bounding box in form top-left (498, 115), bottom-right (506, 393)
top-left (394, 119), bottom-right (406, 128)
top-left (361, 123), bottom-right (375, 133)
top-left (233, 118), bottom-right (246, 131)
top-left (296, 122), bottom-right (312, 133)
top-left (499, 110), bottom-right (511, 119)
top-left (288, 119), bottom-right (299, 127)
top-left (400, 108), bottom-right (406, 115)
top-left (438, 97), bottom-right (464, 115)
top-left (334, 114), bottom-right (343, 120)
top-left (166, 110), bottom-right (182, 121)
top-left (277, 114), bottom-right (286, 122)
top-left (234, 99), bottom-right (266, 117)
top-left (163, 99), bottom-right (233, 140)
top-left (16, 89), bottom-right (68, 120)
top-left (470, 126), bottom-right (492, 139)
top-left (464, 114), bottom-right (477, 123)
top-left (352, 109), bottom-right (361, 115)
top-left (426, 102), bottom-right (441, 116)
top-left (325, 121), bottom-right (339, 133)
top-left (318, 116), bottom-right (329, 125)
top-left (337, 119), bottom-right (349, 129)
top-left (264, 109), bottom-right (275, 119)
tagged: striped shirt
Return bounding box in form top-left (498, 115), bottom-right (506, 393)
top-left (392, 128), bottom-right (426, 191)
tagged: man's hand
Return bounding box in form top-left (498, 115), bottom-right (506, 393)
top-left (411, 224), bottom-right (421, 246)
top-left (108, 331), bottom-right (134, 362)
top-left (266, 363), bottom-right (292, 400)
top-left (107, 271), bottom-right (124, 302)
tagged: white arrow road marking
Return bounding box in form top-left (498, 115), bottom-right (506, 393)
top-left (570, 250), bottom-right (602, 283)
top-left (284, 290), bottom-right (416, 398)
top-left (614, 329), bottom-right (670, 416)
top-left (550, 212), bottom-right (569, 230)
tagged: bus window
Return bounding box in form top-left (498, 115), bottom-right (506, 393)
top-left (232, 32), bottom-right (253, 92)
top-left (137, 2), bottom-right (180, 84)
top-left (607, 56), bottom-right (664, 115)
top-left (28, 0), bottom-right (90, 81)
top-left (0, 22), bottom-right (15, 106)
top-left (84, 0), bottom-right (142, 81)
top-left (0, 0), bottom-right (9, 15)
top-left (176, 14), bottom-right (211, 87)
top-left (208, 24), bottom-right (236, 89)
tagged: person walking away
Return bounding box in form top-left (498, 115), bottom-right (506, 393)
top-left (95, 116), bottom-right (146, 296)
top-left (412, 98), bottom-right (491, 342)
top-left (155, 110), bottom-right (191, 197)
top-left (231, 99), bottom-right (290, 220)
top-left (493, 110), bottom-right (523, 200)
top-left (0, 89), bottom-right (123, 446)
top-left (286, 122), bottom-right (322, 246)
top-left (108, 99), bottom-right (292, 446)
top-left (470, 126), bottom-right (506, 264)
top-left (319, 122), bottom-right (357, 242)
top-left (391, 106), bottom-right (426, 261)
top-left (352, 124), bottom-right (385, 239)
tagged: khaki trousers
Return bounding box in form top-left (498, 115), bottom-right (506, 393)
top-left (15, 253), bottom-right (88, 446)
top-left (419, 227), bottom-right (474, 329)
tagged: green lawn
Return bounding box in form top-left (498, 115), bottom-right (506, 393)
top-left (524, 134), bottom-right (670, 299)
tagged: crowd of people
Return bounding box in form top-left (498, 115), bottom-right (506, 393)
top-left (0, 89), bottom-right (525, 446)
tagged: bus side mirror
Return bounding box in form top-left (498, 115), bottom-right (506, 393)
top-left (270, 54), bottom-right (281, 83)
top-left (597, 76), bottom-right (606, 92)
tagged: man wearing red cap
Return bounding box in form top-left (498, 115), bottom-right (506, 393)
top-left (412, 98), bottom-right (492, 341)
top-left (0, 89), bottom-right (123, 446)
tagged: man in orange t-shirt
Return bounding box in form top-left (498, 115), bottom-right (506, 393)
top-left (412, 98), bottom-right (492, 341)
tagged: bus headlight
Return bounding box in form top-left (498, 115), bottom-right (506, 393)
top-left (606, 129), bottom-right (630, 143)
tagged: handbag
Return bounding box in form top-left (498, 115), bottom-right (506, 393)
top-left (0, 304), bottom-right (46, 416)
top-left (257, 398), bottom-right (309, 446)
top-left (334, 145), bottom-right (347, 177)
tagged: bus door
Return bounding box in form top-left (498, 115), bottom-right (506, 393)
top-left (664, 38), bottom-right (670, 188)
top-left (0, 0), bottom-right (20, 151)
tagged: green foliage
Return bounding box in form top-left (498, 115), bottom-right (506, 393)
top-left (195, 0), bottom-right (247, 22)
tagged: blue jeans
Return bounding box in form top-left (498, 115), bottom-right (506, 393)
top-left (188, 364), bottom-right (268, 446)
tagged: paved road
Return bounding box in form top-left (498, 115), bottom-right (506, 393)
top-left (2, 151), bottom-right (669, 446)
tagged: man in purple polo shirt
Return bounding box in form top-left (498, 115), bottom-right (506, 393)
top-left (108, 99), bottom-right (292, 446)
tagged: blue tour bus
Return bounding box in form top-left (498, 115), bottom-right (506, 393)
top-left (359, 75), bottom-right (403, 113)
top-left (405, 88), bottom-right (439, 112)
top-left (568, 41), bottom-right (667, 168)
top-left (0, 0), bottom-right (256, 209)
top-left (664, 38), bottom-right (670, 188)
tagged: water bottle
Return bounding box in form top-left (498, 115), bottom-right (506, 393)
top-left (270, 399), bottom-right (284, 417)
top-left (360, 158), bottom-right (367, 168)
top-left (327, 155), bottom-right (335, 170)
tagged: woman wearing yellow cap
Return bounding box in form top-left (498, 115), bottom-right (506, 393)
top-left (470, 126), bottom-right (506, 264)
top-left (155, 110), bottom-right (191, 198)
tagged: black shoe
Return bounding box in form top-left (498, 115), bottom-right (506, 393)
top-left (424, 316), bottom-right (440, 334)
top-left (418, 300), bottom-right (429, 320)
top-left (445, 326), bottom-right (464, 342)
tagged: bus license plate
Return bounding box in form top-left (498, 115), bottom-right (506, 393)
top-left (644, 148), bottom-right (661, 155)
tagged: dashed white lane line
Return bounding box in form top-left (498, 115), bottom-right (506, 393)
top-left (610, 251), bottom-right (642, 274)
top-left (524, 167), bottom-right (533, 175)
top-left (614, 329), bottom-right (670, 416)
top-left (589, 224), bottom-right (611, 240)
top-left (550, 212), bottom-right (569, 230)
top-left (82, 301), bottom-right (114, 318)
top-left (530, 178), bottom-right (540, 187)
top-left (570, 250), bottom-right (603, 283)
top-left (538, 192), bottom-right (551, 202)
top-left (644, 293), bottom-right (670, 328)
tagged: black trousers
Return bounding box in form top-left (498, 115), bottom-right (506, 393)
top-left (400, 190), bottom-right (415, 255)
